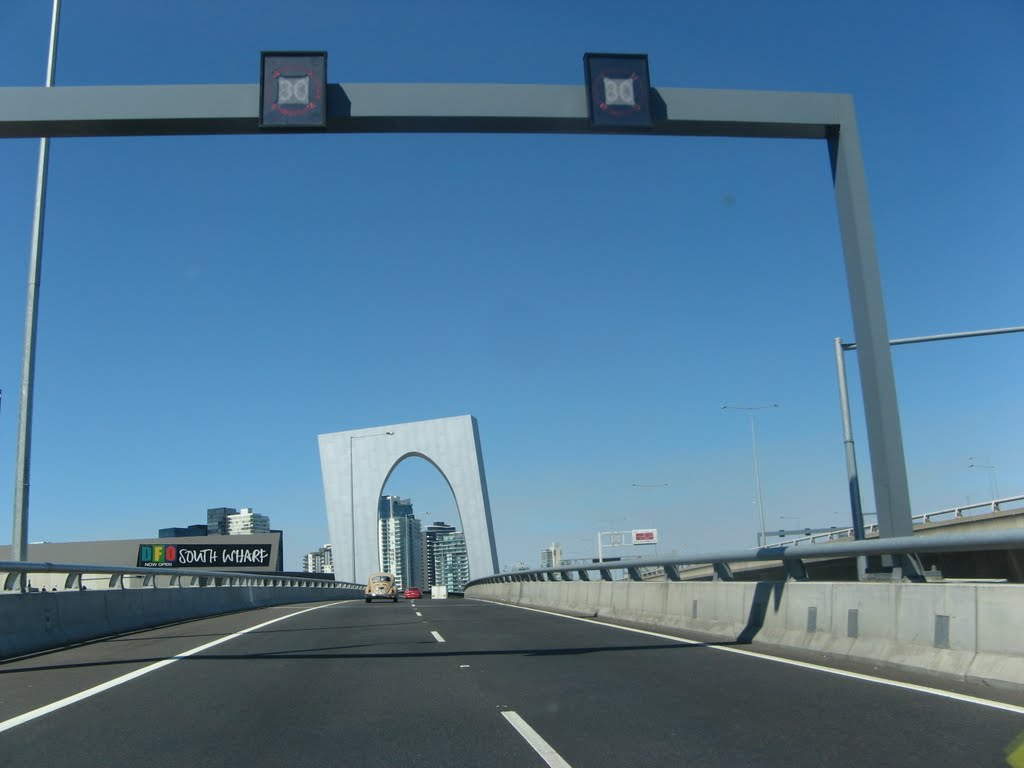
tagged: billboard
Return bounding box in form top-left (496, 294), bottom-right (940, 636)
top-left (632, 529), bottom-right (658, 545)
top-left (137, 542), bottom-right (273, 569)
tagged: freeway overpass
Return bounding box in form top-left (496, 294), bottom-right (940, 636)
top-left (678, 500), bottom-right (1024, 582)
top-left (2, 596), bottom-right (1024, 766)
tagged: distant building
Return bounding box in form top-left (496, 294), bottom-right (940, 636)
top-left (303, 544), bottom-right (334, 574)
top-left (0, 531), bottom-right (285, 589)
top-left (434, 531), bottom-right (470, 592)
top-left (379, 514), bottom-right (422, 590)
top-left (378, 495), bottom-right (414, 519)
top-left (226, 508), bottom-right (270, 535)
top-left (206, 507), bottom-right (271, 536)
top-left (540, 542), bottom-right (563, 569)
top-left (157, 524), bottom-right (208, 538)
top-left (421, 520), bottom-right (457, 587)
top-left (206, 507), bottom-right (235, 535)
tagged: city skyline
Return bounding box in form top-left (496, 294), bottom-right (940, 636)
top-left (0, 2), bottom-right (1021, 572)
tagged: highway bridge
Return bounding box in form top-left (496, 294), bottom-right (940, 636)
top-left (2, 596), bottom-right (1024, 767)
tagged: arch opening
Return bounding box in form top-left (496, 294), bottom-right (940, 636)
top-left (378, 454), bottom-right (466, 592)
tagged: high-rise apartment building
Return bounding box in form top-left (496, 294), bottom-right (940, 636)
top-left (421, 520), bottom-right (457, 588)
top-left (379, 514), bottom-right (422, 590)
top-left (303, 544), bottom-right (333, 574)
top-left (207, 507), bottom-right (270, 536)
top-left (226, 508), bottom-right (270, 535)
top-left (378, 495), bottom-right (414, 519)
top-left (206, 507), bottom-right (235, 535)
top-left (434, 530), bottom-right (470, 592)
top-left (540, 542), bottom-right (564, 569)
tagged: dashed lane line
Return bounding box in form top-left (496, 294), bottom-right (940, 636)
top-left (502, 711), bottom-right (573, 768)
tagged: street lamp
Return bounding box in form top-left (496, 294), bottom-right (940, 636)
top-left (11, 0), bottom-right (61, 592)
top-left (349, 430), bottom-right (394, 581)
top-left (721, 404), bottom-right (779, 547)
top-left (968, 458), bottom-right (1000, 501)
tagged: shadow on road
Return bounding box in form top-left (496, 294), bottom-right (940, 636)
top-left (0, 638), bottom-right (742, 675)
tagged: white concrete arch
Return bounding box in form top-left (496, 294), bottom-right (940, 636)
top-left (318, 415), bottom-right (499, 583)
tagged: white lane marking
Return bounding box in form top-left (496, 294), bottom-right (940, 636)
top-left (431, 630), bottom-right (446, 643)
top-left (416, 611), bottom-right (423, 617)
top-left (502, 711), bottom-right (573, 768)
top-left (469, 598), bottom-right (1024, 716)
top-left (0, 601), bottom-right (346, 734)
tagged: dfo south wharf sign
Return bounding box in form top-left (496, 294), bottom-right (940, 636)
top-left (137, 543), bottom-right (273, 568)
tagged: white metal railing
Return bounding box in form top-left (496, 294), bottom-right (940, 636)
top-left (762, 495), bottom-right (1024, 549)
top-left (467, 527), bottom-right (1024, 587)
top-left (0, 560), bottom-right (364, 594)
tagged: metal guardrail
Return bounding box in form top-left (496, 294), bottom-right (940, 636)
top-left (467, 528), bottom-right (1024, 586)
top-left (0, 560), bottom-right (363, 593)
top-left (763, 496), bottom-right (1024, 549)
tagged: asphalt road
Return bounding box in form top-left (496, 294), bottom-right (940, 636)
top-left (2, 597), bottom-right (1023, 767)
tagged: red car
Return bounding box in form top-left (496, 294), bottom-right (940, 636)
top-left (403, 587), bottom-right (422, 599)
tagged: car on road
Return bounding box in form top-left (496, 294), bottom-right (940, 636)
top-left (403, 587), bottom-right (422, 599)
top-left (365, 572), bottom-right (398, 603)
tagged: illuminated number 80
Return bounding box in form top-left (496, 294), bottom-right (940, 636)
top-left (277, 76), bottom-right (310, 105)
top-left (603, 78), bottom-right (635, 106)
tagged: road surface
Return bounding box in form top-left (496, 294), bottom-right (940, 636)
top-left (1, 597), bottom-right (1023, 766)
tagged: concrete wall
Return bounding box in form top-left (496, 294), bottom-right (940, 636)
top-left (467, 580), bottom-right (1024, 688)
top-left (0, 586), bottom-right (362, 659)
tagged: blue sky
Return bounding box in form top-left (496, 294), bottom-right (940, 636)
top-left (1, 1), bottom-right (1021, 571)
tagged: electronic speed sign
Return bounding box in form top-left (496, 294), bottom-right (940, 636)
top-left (632, 529), bottom-right (658, 545)
top-left (583, 52), bottom-right (653, 130)
top-left (259, 51), bottom-right (328, 128)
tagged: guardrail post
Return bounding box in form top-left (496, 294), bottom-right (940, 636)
top-left (627, 566), bottom-right (643, 581)
top-left (599, 569), bottom-right (613, 582)
top-left (109, 574), bottom-right (124, 590)
top-left (3, 572), bottom-right (19, 591)
top-left (664, 564), bottom-right (681, 582)
top-left (64, 573), bottom-right (81, 590)
top-left (577, 569), bottom-right (590, 581)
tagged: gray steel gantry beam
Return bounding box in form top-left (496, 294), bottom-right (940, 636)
top-left (0, 81), bottom-right (914, 549)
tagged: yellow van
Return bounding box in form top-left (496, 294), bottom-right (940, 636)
top-left (365, 572), bottom-right (398, 603)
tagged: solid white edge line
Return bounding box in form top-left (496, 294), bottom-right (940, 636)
top-left (0, 600), bottom-right (350, 734)
top-left (469, 598), bottom-right (1024, 716)
top-left (431, 630), bottom-right (446, 643)
top-left (502, 710), bottom-right (573, 768)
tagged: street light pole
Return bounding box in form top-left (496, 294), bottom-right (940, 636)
top-left (348, 430), bottom-right (394, 582)
top-left (836, 326), bottom-right (1022, 533)
top-left (12, 0), bottom-right (61, 592)
top-left (968, 459), bottom-right (1000, 501)
top-left (722, 404), bottom-right (778, 547)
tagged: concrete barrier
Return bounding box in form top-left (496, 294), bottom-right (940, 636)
top-left (0, 586), bottom-right (362, 659)
top-left (466, 580), bottom-right (1024, 689)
